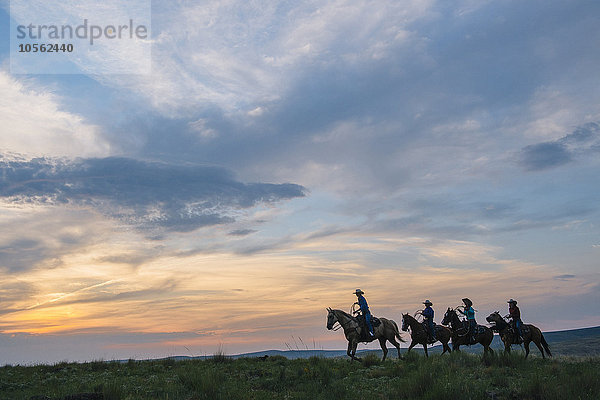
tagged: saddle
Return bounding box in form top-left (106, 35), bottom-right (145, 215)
top-left (356, 315), bottom-right (381, 341)
top-left (460, 321), bottom-right (485, 345)
top-left (508, 324), bottom-right (529, 344)
top-left (421, 321), bottom-right (437, 343)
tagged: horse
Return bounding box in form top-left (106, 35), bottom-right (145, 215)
top-left (401, 313), bottom-right (452, 356)
top-left (326, 308), bottom-right (405, 361)
top-left (486, 312), bottom-right (552, 358)
top-left (441, 307), bottom-right (494, 354)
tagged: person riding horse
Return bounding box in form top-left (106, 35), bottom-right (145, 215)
top-left (353, 289), bottom-right (374, 337)
top-left (422, 300), bottom-right (436, 342)
top-left (507, 299), bottom-right (523, 343)
top-left (457, 298), bottom-right (476, 343)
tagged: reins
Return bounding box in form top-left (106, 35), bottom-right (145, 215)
top-left (446, 308), bottom-right (469, 337)
top-left (332, 310), bottom-right (359, 334)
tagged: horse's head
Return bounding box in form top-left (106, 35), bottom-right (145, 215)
top-left (326, 307), bottom-right (337, 330)
top-left (441, 307), bottom-right (454, 326)
top-left (401, 313), bottom-right (410, 331)
top-left (486, 311), bottom-right (502, 325)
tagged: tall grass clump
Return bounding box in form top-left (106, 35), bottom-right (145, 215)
top-left (361, 352), bottom-right (381, 367)
top-left (177, 365), bottom-right (226, 399)
top-left (211, 346), bottom-right (232, 363)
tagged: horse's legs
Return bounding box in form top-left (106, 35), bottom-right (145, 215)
top-left (483, 345), bottom-right (493, 355)
top-left (532, 339), bottom-right (545, 359)
top-left (524, 341), bottom-right (531, 358)
top-left (442, 339), bottom-right (451, 354)
top-left (452, 340), bottom-right (460, 352)
top-left (346, 341), bottom-right (353, 360)
top-left (388, 337), bottom-right (402, 359)
top-left (379, 338), bottom-right (388, 361)
top-left (503, 337), bottom-right (511, 354)
top-left (407, 340), bottom-right (417, 353)
top-left (347, 341), bottom-right (360, 361)
top-left (423, 343), bottom-right (428, 357)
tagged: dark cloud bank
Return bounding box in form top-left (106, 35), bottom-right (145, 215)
top-left (519, 122), bottom-right (600, 171)
top-left (0, 156), bottom-right (306, 232)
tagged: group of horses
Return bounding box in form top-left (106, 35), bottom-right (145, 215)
top-left (326, 306), bottom-right (552, 362)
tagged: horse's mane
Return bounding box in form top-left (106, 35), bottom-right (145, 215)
top-left (333, 309), bottom-right (357, 322)
top-left (403, 313), bottom-right (418, 323)
top-left (489, 311), bottom-right (509, 330)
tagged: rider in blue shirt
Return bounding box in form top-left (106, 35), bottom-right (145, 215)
top-left (422, 300), bottom-right (436, 341)
top-left (354, 289), bottom-right (374, 337)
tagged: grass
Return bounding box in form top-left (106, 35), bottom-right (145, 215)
top-left (0, 352), bottom-right (599, 400)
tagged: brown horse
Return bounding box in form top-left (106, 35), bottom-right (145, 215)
top-left (326, 308), bottom-right (405, 361)
top-left (401, 313), bottom-right (452, 356)
top-left (486, 312), bottom-right (552, 358)
top-left (441, 307), bottom-right (494, 354)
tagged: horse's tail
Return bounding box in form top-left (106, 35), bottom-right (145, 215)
top-left (392, 320), bottom-right (406, 343)
top-left (540, 332), bottom-right (552, 357)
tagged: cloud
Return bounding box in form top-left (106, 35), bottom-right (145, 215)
top-left (83, 0), bottom-right (433, 117)
top-left (0, 205), bottom-right (118, 272)
top-left (228, 229), bottom-right (257, 237)
top-left (0, 156), bottom-right (306, 232)
top-left (554, 274), bottom-right (575, 280)
top-left (519, 141), bottom-right (572, 171)
top-left (0, 71), bottom-right (111, 157)
top-left (519, 122), bottom-right (600, 171)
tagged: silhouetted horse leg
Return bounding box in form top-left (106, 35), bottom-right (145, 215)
top-left (524, 341), bottom-right (531, 358)
top-left (387, 337), bottom-right (402, 359)
top-left (407, 340), bottom-right (417, 353)
top-left (533, 339), bottom-right (546, 359)
top-left (444, 342), bottom-right (452, 354)
top-left (423, 343), bottom-right (429, 357)
top-left (453, 342), bottom-right (461, 352)
top-left (379, 338), bottom-right (388, 361)
top-left (348, 340), bottom-right (361, 362)
top-left (346, 341), bottom-right (352, 360)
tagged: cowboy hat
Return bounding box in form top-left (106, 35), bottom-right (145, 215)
top-left (462, 298), bottom-right (472, 306)
top-left (423, 300), bottom-right (433, 306)
top-left (354, 289), bottom-right (364, 295)
top-left (507, 299), bottom-right (517, 304)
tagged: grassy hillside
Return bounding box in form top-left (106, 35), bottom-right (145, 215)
top-left (1, 352), bottom-right (599, 400)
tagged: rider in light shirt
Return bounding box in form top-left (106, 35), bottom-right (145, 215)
top-left (458, 297), bottom-right (476, 343)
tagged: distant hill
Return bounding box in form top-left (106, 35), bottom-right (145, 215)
top-left (158, 325), bottom-right (600, 362)
top-left (542, 326), bottom-right (600, 357)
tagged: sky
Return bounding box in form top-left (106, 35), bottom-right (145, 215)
top-left (1, 0), bottom-right (599, 365)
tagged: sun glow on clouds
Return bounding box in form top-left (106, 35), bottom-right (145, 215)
top-left (2, 218), bottom-right (595, 358)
